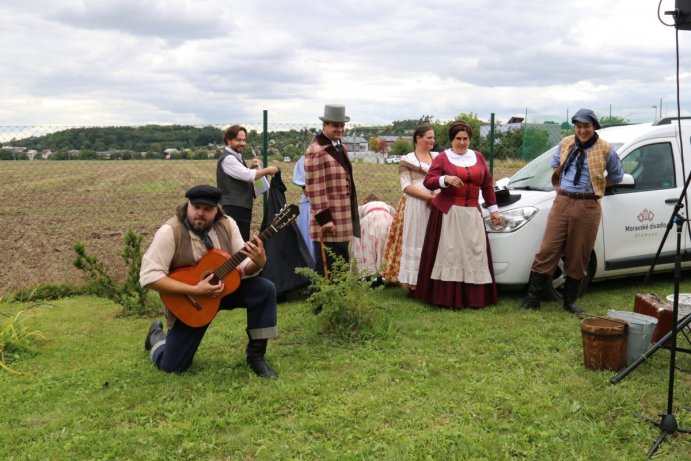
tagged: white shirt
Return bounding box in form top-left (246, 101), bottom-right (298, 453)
top-left (220, 147), bottom-right (257, 182)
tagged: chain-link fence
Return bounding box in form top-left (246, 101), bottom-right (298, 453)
top-left (0, 120), bottom-right (532, 294)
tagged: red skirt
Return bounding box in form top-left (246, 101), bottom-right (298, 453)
top-left (414, 206), bottom-right (497, 309)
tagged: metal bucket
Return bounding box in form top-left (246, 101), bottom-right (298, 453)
top-left (607, 310), bottom-right (658, 364)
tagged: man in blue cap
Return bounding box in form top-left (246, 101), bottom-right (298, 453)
top-left (520, 109), bottom-right (624, 313)
top-left (140, 184), bottom-right (279, 378)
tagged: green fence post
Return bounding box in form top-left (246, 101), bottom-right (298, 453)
top-left (521, 108), bottom-right (527, 161)
top-left (489, 113), bottom-right (495, 176)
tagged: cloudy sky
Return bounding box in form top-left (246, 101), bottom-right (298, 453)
top-left (1, 0), bottom-right (690, 128)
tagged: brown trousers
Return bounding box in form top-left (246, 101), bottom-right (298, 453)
top-left (531, 195), bottom-right (601, 279)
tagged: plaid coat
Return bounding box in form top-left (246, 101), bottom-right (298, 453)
top-left (304, 133), bottom-right (360, 242)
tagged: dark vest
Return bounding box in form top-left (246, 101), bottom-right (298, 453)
top-left (217, 150), bottom-right (255, 210)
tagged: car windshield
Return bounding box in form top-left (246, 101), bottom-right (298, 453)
top-left (507, 147), bottom-right (557, 191)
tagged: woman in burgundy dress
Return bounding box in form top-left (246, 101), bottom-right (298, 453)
top-left (415, 120), bottom-right (504, 309)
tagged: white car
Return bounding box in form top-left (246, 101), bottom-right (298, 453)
top-left (483, 119), bottom-right (690, 299)
top-left (385, 155), bottom-right (401, 164)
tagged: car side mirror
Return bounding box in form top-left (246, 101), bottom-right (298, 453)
top-left (618, 173), bottom-right (635, 187)
top-left (605, 173), bottom-right (635, 195)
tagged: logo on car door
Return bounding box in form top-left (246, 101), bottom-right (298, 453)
top-left (637, 209), bottom-right (655, 222)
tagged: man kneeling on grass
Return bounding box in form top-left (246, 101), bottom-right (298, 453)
top-left (139, 185), bottom-right (279, 378)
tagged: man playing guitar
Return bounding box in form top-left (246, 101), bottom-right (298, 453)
top-left (140, 185), bottom-right (279, 378)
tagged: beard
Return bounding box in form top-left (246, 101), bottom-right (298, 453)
top-left (190, 217), bottom-right (211, 231)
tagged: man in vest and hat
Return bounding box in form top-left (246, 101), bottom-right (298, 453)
top-left (304, 104), bottom-right (361, 278)
top-left (520, 109), bottom-right (623, 314)
top-left (140, 184), bottom-right (279, 378)
top-left (217, 125), bottom-right (279, 241)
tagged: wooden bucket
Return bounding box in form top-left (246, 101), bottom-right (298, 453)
top-left (580, 317), bottom-right (628, 371)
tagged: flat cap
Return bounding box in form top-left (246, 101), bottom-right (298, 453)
top-left (185, 184), bottom-right (222, 206)
top-left (571, 108), bottom-right (601, 130)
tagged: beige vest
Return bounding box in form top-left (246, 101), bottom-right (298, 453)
top-left (553, 136), bottom-right (611, 197)
top-left (161, 217), bottom-right (235, 329)
top-left (165, 217), bottom-right (234, 269)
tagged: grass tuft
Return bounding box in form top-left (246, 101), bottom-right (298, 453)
top-left (0, 308), bottom-right (46, 374)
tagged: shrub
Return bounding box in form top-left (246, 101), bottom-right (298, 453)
top-left (116, 230), bottom-right (160, 317)
top-left (74, 230), bottom-right (160, 317)
top-left (296, 253), bottom-right (393, 343)
top-left (74, 242), bottom-right (118, 299)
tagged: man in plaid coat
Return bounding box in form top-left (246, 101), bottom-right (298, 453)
top-left (304, 104), bottom-right (361, 277)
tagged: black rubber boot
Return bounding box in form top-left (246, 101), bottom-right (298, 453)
top-left (520, 272), bottom-right (548, 309)
top-left (246, 336), bottom-right (278, 379)
top-left (144, 319), bottom-right (165, 351)
top-left (562, 277), bottom-right (585, 314)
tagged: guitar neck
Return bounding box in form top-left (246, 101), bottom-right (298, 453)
top-left (214, 225), bottom-right (278, 279)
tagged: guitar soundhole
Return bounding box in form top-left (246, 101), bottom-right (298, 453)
top-left (201, 271), bottom-right (221, 286)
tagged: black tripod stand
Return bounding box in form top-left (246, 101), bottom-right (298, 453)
top-left (610, 7), bottom-right (691, 456)
top-left (608, 153), bottom-right (691, 459)
top-left (644, 206), bottom-right (690, 457)
top-left (608, 153), bottom-right (691, 456)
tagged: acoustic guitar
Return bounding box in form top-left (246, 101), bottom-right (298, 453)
top-left (160, 204), bottom-right (299, 327)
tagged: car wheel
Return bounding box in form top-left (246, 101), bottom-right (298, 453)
top-left (542, 254), bottom-right (595, 301)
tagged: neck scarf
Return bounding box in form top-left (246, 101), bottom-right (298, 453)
top-left (563, 133), bottom-right (598, 184)
top-left (183, 216), bottom-right (214, 250)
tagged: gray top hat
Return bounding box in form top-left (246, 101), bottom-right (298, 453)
top-left (319, 104), bottom-right (350, 123)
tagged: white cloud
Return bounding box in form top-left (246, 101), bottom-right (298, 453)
top-left (1, 0), bottom-right (690, 126)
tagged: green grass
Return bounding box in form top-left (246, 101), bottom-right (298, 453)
top-left (2, 275), bottom-right (690, 460)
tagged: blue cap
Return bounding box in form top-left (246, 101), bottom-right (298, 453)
top-left (571, 108), bottom-right (601, 129)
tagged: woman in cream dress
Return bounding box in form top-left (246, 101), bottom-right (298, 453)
top-left (415, 120), bottom-right (503, 309)
top-left (382, 125), bottom-right (438, 295)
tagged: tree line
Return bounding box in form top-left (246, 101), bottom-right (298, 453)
top-left (0, 114), bottom-right (628, 161)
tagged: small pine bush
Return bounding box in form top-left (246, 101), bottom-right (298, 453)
top-left (296, 253), bottom-right (393, 343)
top-left (73, 230), bottom-right (160, 317)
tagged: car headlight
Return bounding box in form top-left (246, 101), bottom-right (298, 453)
top-left (484, 207), bottom-right (539, 233)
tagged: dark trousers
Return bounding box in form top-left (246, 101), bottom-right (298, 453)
top-left (312, 240), bottom-right (350, 278)
top-left (222, 205), bottom-right (252, 241)
top-left (151, 276), bottom-right (277, 373)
